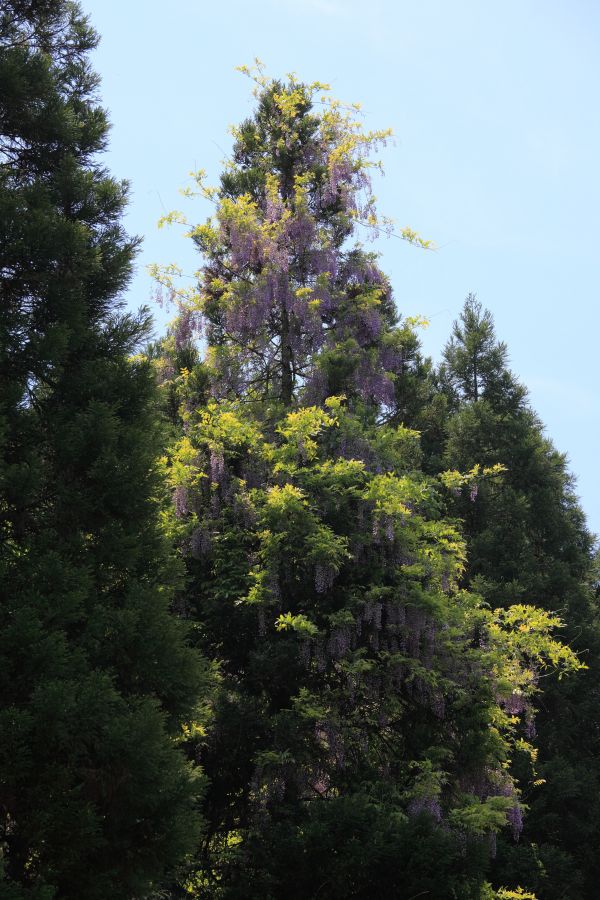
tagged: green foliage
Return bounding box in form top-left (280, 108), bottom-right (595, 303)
top-left (152, 65), bottom-right (430, 410)
top-left (148, 70), bottom-right (586, 900)
top-left (435, 295), bottom-right (600, 899)
top-left (158, 381), bottom-right (579, 896)
top-left (494, 889), bottom-right (537, 900)
top-left (439, 294), bottom-right (523, 407)
top-left (274, 612), bottom-right (320, 636)
top-left (4, 3), bottom-right (594, 894)
top-left (0, 3), bottom-right (210, 896)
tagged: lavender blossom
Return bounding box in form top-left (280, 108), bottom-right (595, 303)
top-left (258, 608), bottom-right (266, 637)
top-left (507, 804), bottom-right (524, 840)
top-left (174, 484), bottom-right (188, 519)
top-left (408, 796), bottom-right (442, 822)
top-left (315, 564), bottom-right (335, 594)
top-left (327, 626), bottom-right (351, 660)
top-left (190, 526), bottom-right (211, 558)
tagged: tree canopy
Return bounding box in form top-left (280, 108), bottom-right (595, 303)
top-left (152, 69), bottom-right (589, 899)
top-left (1, 10), bottom-right (597, 896)
top-left (435, 297), bottom-right (600, 900)
top-left (0, 3), bottom-right (209, 896)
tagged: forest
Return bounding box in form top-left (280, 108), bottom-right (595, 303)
top-left (1, 3), bottom-right (599, 899)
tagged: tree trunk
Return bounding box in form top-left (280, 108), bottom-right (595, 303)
top-left (280, 303), bottom-right (293, 406)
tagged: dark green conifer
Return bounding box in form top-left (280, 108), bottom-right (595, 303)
top-left (438, 297), bottom-right (600, 900)
top-left (0, 4), bottom-right (208, 897)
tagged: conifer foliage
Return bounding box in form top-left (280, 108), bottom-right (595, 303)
top-left (437, 297), bottom-right (600, 900)
top-left (0, 4), bottom-right (207, 897)
top-left (2, 3), bottom-right (595, 891)
top-left (156, 70), bottom-right (582, 899)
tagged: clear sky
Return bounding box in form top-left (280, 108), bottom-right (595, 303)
top-left (85, 0), bottom-right (599, 538)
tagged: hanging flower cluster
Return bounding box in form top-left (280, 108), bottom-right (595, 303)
top-left (153, 68), bottom-right (586, 897)
top-left (162, 393), bottom-right (583, 853)
top-left (152, 68), bottom-right (431, 409)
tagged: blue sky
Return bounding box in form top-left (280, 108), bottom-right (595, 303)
top-left (86, 0), bottom-right (599, 537)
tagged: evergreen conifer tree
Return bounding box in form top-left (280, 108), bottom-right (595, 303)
top-left (156, 69), bottom-right (581, 899)
top-left (0, 4), bottom-right (209, 897)
top-left (438, 297), bottom-right (600, 900)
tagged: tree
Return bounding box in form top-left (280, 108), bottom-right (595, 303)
top-left (0, 4), bottom-right (209, 897)
top-left (156, 71), bottom-right (580, 899)
top-left (152, 62), bottom-right (432, 415)
top-left (439, 294), bottom-right (519, 407)
top-left (438, 297), bottom-right (600, 900)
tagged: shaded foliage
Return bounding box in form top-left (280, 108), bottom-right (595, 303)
top-left (155, 75), bottom-right (582, 900)
top-left (435, 297), bottom-right (600, 900)
top-left (0, 3), bottom-right (209, 897)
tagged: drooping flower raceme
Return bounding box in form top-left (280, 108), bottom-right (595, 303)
top-left (154, 70), bottom-right (430, 409)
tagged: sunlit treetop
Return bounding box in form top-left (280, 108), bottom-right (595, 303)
top-left (153, 62), bottom-right (431, 410)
